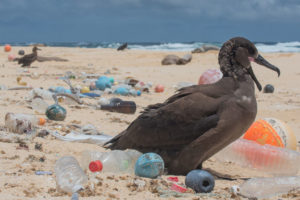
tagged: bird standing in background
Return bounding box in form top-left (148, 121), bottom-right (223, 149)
top-left (105, 37), bottom-right (280, 175)
top-left (17, 46), bottom-right (41, 67)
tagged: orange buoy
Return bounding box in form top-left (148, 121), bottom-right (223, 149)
top-left (155, 84), bottom-right (164, 93)
top-left (243, 118), bottom-right (297, 150)
top-left (4, 44), bottom-right (11, 52)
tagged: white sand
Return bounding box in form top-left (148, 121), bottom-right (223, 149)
top-left (0, 47), bottom-right (299, 199)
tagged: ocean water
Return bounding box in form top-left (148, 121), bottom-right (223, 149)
top-left (1, 41), bottom-right (300, 53)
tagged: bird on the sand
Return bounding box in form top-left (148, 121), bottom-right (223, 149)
top-left (104, 37), bottom-right (280, 175)
top-left (17, 46), bottom-right (41, 67)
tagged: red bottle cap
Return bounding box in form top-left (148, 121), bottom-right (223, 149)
top-left (89, 160), bottom-right (103, 172)
top-left (167, 176), bottom-right (179, 182)
top-left (170, 183), bottom-right (187, 193)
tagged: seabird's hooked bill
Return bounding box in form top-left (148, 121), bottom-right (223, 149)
top-left (17, 46), bottom-right (41, 67)
top-left (105, 37), bottom-right (280, 175)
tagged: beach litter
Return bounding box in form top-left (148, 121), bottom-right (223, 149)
top-left (263, 83), bottom-right (275, 93)
top-left (100, 97), bottom-right (137, 114)
top-left (35, 170), bottom-right (53, 175)
top-left (46, 104), bottom-right (67, 121)
top-left (135, 153), bottom-right (164, 179)
top-left (198, 69), bottom-right (223, 85)
top-left (185, 170), bottom-right (215, 193)
top-left (235, 176), bottom-right (300, 199)
top-left (50, 130), bottom-right (112, 146)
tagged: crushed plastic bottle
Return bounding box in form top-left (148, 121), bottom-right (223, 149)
top-left (55, 156), bottom-right (88, 194)
top-left (80, 149), bottom-right (142, 174)
top-left (5, 113), bottom-right (46, 134)
top-left (214, 138), bottom-right (300, 175)
top-left (238, 176), bottom-right (300, 199)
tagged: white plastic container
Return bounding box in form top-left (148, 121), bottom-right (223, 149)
top-left (55, 156), bottom-right (88, 194)
top-left (214, 138), bottom-right (300, 175)
top-left (5, 113), bottom-right (46, 134)
top-left (238, 176), bottom-right (300, 199)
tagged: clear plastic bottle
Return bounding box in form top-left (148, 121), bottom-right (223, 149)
top-left (55, 156), bottom-right (88, 194)
top-left (214, 138), bottom-right (300, 175)
top-left (80, 149), bottom-right (142, 174)
top-left (102, 150), bottom-right (142, 174)
top-left (31, 96), bottom-right (49, 114)
top-left (80, 151), bottom-right (107, 172)
top-left (238, 176), bottom-right (300, 199)
top-left (5, 113), bottom-right (46, 134)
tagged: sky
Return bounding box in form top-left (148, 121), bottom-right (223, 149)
top-left (0, 0), bottom-right (300, 43)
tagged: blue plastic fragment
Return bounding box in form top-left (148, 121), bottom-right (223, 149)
top-left (96, 76), bottom-right (111, 90)
top-left (82, 93), bottom-right (101, 98)
top-left (35, 170), bottom-right (53, 175)
top-left (114, 87), bottom-right (129, 96)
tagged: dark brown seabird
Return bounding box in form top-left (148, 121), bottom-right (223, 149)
top-left (17, 46), bottom-right (41, 67)
top-left (105, 37), bottom-right (280, 175)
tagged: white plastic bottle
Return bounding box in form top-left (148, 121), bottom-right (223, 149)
top-left (214, 138), bottom-right (300, 175)
top-left (238, 176), bottom-right (300, 199)
top-left (55, 156), bottom-right (88, 194)
top-left (5, 113), bottom-right (46, 134)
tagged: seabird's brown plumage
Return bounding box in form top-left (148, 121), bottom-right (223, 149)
top-left (17, 46), bottom-right (40, 67)
top-left (104, 37), bottom-right (280, 175)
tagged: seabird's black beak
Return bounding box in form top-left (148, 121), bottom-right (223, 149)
top-left (37, 48), bottom-right (41, 51)
top-left (247, 54), bottom-right (280, 91)
top-left (247, 67), bottom-right (262, 91)
top-left (254, 54), bottom-right (280, 77)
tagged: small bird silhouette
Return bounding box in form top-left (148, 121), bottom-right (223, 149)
top-left (105, 37), bottom-right (280, 175)
top-left (17, 46), bottom-right (41, 67)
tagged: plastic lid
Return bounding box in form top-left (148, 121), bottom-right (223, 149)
top-left (39, 118), bottom-right (46, 125)
top-left (89, 160), bottom-right (103, 172)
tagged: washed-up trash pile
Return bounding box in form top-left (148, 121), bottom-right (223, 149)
top-left (18, 71), bottom-right (157, 120)
top-left (54, 150), bottom-right (217, 198)
top-left (1, 47), bottom-right (298, 200)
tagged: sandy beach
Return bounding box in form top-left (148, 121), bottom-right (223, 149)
top-left (0, 46), bottom-right (299, 199)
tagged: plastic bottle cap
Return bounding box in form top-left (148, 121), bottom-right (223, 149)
top-left (39, 118), bottom-right (46, 125)
top-left (89, 160), bottom-right (103, 172)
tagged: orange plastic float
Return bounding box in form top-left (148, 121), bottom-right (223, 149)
top-left (155, 84), bottom-right (164, 93)
top-left (243, 118), bottom-right (297, 150)
top-left (4, 44), bottom-right (11, 52)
